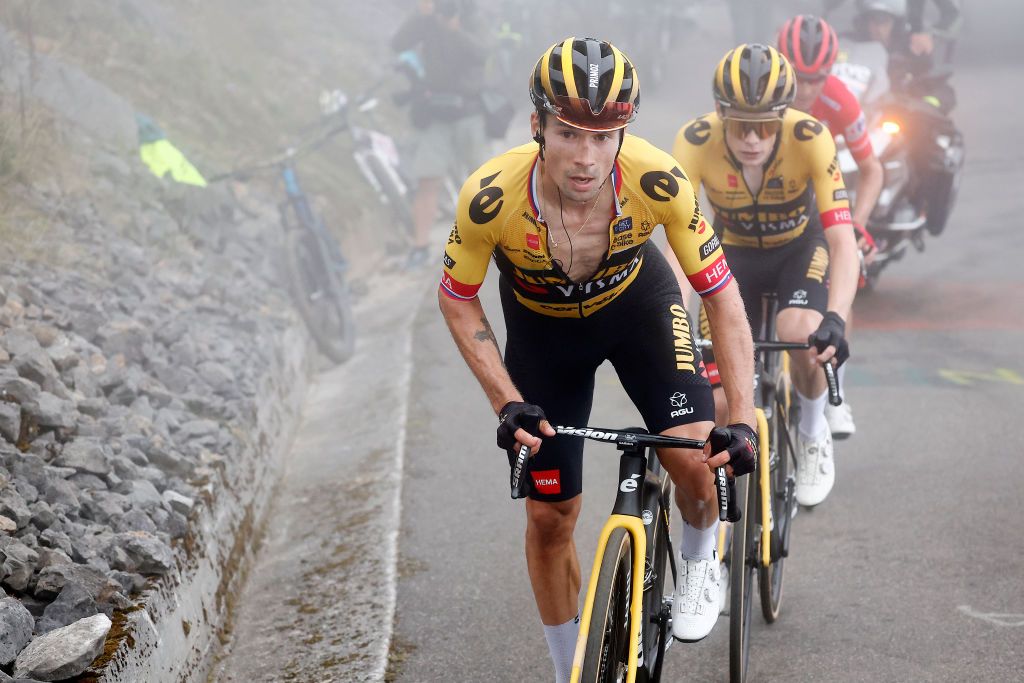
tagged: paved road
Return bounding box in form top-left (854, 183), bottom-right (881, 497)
top-left (391, 46), bottom-right (1024, 683)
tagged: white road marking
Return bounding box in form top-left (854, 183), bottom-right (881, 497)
top-left (957, 605), bottom-right (1024, 627)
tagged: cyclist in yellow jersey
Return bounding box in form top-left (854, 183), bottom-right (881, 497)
top-left (671, 44), bottom-right (860, 508)
top-left (439, 38), bottom-right (759, 680)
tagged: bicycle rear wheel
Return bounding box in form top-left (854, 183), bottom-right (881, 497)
top-left (581, 528), bottom-right (634, 683)
top-left (285, 229), bottom-right (355, 363)
top-left (729, 474), bottom-right (756, 683)
top-left (759, 385), bottom-right (798, 622)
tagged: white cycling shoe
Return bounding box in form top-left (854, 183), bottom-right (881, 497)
top-left (795, 429), bottom-right (835, 507)
top-left (672, 551), bottom-right (722, 642)
top-left (825, 401), bottom-right (856, 440)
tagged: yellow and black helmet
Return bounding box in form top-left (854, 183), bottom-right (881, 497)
top-left (530, 37), bottom-right (639, 132)
top-left (713, 44), bottom-right (796, 119)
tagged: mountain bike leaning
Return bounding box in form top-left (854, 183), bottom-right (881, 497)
top-left (210, 120), bottom-right (356, 363)
top-left (509, 425), bottom-right (742, 683)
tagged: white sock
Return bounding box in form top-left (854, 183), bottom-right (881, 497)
top-left (543, 614), bottom-right (579, 683)
top-left (797, 388), bottom-right (829, 440)
top-left (681, 519), bottom-right (720, 561)
top-left (837, 364), bottom-right (847, 401)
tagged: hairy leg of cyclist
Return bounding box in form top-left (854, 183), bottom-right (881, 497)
top-left (525, 496), bottom-right (583, 683)
top-left (776, 307), bottom-right (835, 506)
top-left (657, 420), bottom-right (724, 641)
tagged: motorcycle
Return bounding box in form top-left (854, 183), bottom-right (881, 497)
top-left (832, 39), bottom-right (965, 288)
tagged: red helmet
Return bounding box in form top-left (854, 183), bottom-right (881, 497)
top-left (777, 15), bottom-right (839, 77)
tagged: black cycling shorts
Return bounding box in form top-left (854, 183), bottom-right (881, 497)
top-left (699, 231), bottom-right (830, 387)
top-left (500, 245), bottom-right (714, 503)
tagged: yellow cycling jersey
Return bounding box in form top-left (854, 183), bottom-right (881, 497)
top-left (439, 135), bottom-right (734, 318)
top-left (672, 109), bottom-right (852, 249)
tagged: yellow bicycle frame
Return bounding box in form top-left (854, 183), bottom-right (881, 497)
top-left (570, 514), bottom-right (647, 683)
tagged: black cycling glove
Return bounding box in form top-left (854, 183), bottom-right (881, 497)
top-left (497, 401), bottom-right (547, 450)
top-left (709, 423), bottom-right (759, 477)
top-left (809, 311), bottom-right (850, 367)
top-left (498, 401), bottom-right (547, 499)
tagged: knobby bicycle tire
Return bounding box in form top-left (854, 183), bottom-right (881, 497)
top-left (729, 474), bottom-right (756, 683)
top-left (582, 528), bottom-right (634, 683)
top-left (284, 229), bottom-right (355, 363)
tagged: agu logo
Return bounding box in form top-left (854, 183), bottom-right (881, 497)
top-left (532, 469), bottom-right (561, 495)
top-left (670, 392), bottom-right (693, 418)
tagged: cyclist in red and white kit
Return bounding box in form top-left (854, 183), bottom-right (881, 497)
top-left (779, 14), bottom-right (883, 438)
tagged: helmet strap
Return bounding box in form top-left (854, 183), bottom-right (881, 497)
top-left (533, 112), bottom-right (546, 161)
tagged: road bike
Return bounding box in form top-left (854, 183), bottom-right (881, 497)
top-left (703, 294), bottom-right (841, 682)
top-left (509, 425), bottom-right (740, 683)
top-left (210, 122), bottom-right (356, 363)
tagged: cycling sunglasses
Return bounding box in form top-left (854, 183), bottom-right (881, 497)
top-left (724, 118), bottom-right (783, 140)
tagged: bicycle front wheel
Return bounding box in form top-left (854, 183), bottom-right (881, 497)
top-left (759, 388), bottom-right (797, 622)
top-left (285, 229), bottom-right (356, 363)
top-left (582, 528), bottom-right (634, 683)
top-left (729, 474), bottom-right (756, 683)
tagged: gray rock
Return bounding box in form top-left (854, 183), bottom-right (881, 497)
top-left (162, 490), bottom-right (194, 515)
top-left (34, 547), bottom-right (72, 571)
top-left (33, 563), bottom-right (124, 606)
top-left (67, 473), bottom-right (107, 491)
top-left (0, 377), bottom-right (40, 407)
top-left (39, 529), bottom-right (73, 557)
top-left (0, 539), bottom-right (39, 591)
top-left (0, 329), bottom-right (41, 358)
top-left (12, 350), bottom-right (59, 390)
top-left (41, 479), bottom-right (79, 511)
top-left (0, 401), bottom-right (20, 443)
top-left (68, 365), bottom-right (101, 399)
top-left (109, 570), bottom-right (146, 595)
top-left (0, 597), bottom-right (34, 665)
top-left (79, 491), bottom-right (124, 524)
top-left (124, 479), bottom-right (162, 511)
top-left (28, 501), bottom-right (55, 530)
top-left (54, 440), bottom-right (109, 476)
top-left (45, 344), bottom-right (79, 372)
top-left (13, 613), bottom-right (111, 680)
top-left (26, 393), bottom-right (75, 430)
top-left (0, 489), bottom-right (30, 528)
top-left (109, 531), bottom-right (175, 574)
top-left (75, 398), bottom-right (107, 419)
top-left (13, 480), bottom-right (37, 506)
top-left (36, 583), bottom-right (98, 634)
top-left (97, 319), bottom-right (152, 365)
top-left (141, 443), bottom-right (191, 476)
top-left (112, 509), bottom-right (156, 534)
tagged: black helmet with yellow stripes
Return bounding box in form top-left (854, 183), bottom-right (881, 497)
top-left (713, 44), bottom-right (796, 119)
top-left (530, 37), bottom-right (639, 132)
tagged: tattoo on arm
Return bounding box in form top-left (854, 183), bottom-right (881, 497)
top-left (474, 316), bottom-right (503, 361)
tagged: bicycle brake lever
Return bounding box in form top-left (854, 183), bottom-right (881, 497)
top-left (823, 362), bottom-right (842, 406)
top-left (510, 443), bottom-right (530, 500)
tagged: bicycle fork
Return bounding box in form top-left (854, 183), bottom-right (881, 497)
top-left (571, 451), bottom-right (648, 683)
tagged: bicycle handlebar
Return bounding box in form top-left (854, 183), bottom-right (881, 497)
top-left (696, 338), bottom-right (842, 407)
top-left (509, 425), bottom-right (740, 523)
top-left (207, 119), bottom-right (350, 183)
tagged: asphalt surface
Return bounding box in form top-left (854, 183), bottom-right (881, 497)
top-left (390, 49), bottom-right (1024, 683)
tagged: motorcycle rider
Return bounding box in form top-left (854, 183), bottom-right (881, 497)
top-left (778, 14), bottom-right (883, 438)
top-left (853, 0), bottom-right (963, 236)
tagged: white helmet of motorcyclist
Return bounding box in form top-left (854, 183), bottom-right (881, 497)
top-left (855, 0), bottom-right (907, 17)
